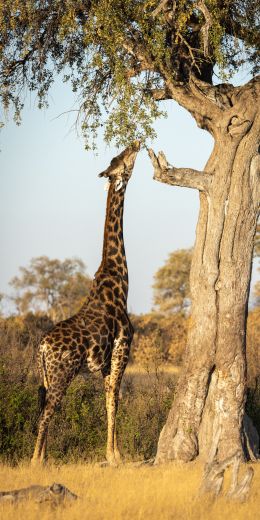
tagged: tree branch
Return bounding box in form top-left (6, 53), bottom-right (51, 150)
top-left (122, 38), bottom-right (155, 79)
top-left (151, 0), bottom-right (169, 18)
top-left (3, 28), bottom-right (48, 76)
top-left (120, 20), bottom-right (217, 125)
top-left (121, 24), bottom-right (221, 130)
top-left (147, 87), bottom-right (172, 101)
top-left (148, 149), bottom-right (213, 192)
top-left (156, 64), bottom-right (221, 131)
top-left (195, 1), bottom-right (213, 57)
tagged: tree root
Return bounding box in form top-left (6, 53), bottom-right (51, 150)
top-left (200, 451), bottom-right (254, 502)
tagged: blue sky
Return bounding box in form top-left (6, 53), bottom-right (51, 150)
top-left (0, 75), bottom-right (259, 314)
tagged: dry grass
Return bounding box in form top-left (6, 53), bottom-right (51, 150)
top-left (0, 461), bottom-right (260, 519)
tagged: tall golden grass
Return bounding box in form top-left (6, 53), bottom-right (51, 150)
top-left (0, 461), bottom-right (259, 519)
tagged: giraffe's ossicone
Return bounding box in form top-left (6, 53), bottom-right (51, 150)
top-left (31, 141), bottom-right (140, 466)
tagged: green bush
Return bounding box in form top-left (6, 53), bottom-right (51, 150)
top-left (0, 379), bottom-right (38, 463)
top-left (0, 366), bottom-right (175, 464)
top-left (48, 377), bottom-right (107, 463)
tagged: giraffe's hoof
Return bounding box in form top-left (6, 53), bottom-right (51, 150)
top-left (30, 458), bottom-right (40, 467)
top-left (105, 455), bottom-right (121, 467)
top-left (109, 461), bottom-right (120, 468)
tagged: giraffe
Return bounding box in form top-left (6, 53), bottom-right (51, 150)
top-left (31, 141), bottom-right (140, 466)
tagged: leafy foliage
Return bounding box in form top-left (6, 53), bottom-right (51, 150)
top-left (0, 1), bottom-right (259, 146)
top-left (9, 256), bottom-right (91, 321)
top-left (153, 248), bottom-right (192, 314)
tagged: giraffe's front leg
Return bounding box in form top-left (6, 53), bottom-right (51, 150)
top-left (106, 383), bottom-right (120, 466)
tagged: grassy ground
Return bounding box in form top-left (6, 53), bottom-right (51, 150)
top-left (0, 461), bottom-right (259, 519)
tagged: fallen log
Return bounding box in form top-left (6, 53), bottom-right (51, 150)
top-left (0, 483), bottom-right (78, 504)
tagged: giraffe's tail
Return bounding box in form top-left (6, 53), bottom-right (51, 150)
top-left (38, 385), bottom-right (47, 415)
top-left (37, 346), bottom-right (48, 415)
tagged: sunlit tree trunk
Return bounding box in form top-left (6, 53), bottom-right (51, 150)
top-left (150, 78), bottom-right (260, 463)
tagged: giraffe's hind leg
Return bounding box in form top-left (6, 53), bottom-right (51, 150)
top-left (102, 370), bottom-right (121, 464)
top-left (102, 338), bottom-right (130, 466)
top-left (31, 386), bottom-right (64, 466)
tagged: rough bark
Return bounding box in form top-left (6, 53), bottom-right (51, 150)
top-left (200, 449), bottom-right (254, 501)
top-left (152, 77), bottom-right (260, 464)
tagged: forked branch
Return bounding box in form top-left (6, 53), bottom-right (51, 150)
top-left (151, 0), bottom-right (169, 18)
top-left (148, 149), bottom-right (213, 192)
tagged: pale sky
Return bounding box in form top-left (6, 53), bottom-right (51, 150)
top-left (0, 74), bottom-right (259, 315)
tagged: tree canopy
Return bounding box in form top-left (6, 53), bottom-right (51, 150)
top-left (0, 1), bottom-right (259, 147)
top-left (9, 256), bottom-right (92, 320)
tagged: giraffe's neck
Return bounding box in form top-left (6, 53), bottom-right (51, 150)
top-left (97, 180), bottom-right (129, 298)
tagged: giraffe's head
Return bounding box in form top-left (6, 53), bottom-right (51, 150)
top-left (99, 141), bottom-right (140, 190)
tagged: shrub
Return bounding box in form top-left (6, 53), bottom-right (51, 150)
top-left (0, 377), bottom-right (38, 463)
top-left (0, 370), bottom-right (175, 464)
top-left (131, 313), bottom-right (188, 366)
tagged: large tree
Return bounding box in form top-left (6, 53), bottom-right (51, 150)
top-left (1, 1), bottom-right (259, 463)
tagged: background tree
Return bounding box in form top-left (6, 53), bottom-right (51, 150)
top-left (1, 1), bottom-right (259, 463)
top-left (153, 249), bottom-right (192, 314)
top-left (10, 256), bottom-right (91, 321)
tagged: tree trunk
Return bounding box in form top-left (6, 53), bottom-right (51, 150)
top-left (155, 83), bottom-right (260, 464)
